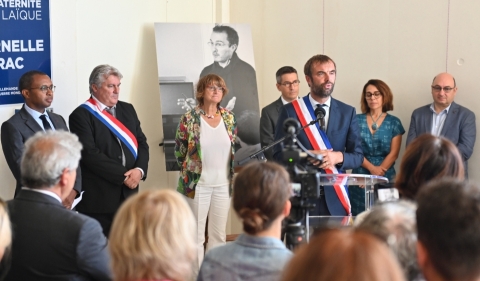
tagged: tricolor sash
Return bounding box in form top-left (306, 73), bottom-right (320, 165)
top-left (291, 96), bottom-right (351, 215)
top-left (81, 98), bottom-right (138, 160)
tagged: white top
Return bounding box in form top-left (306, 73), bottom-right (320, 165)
top-left (198, 117), bottom-right (230, 187)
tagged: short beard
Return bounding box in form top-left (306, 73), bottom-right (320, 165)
top-left (311, 81), bottom-right (335, 99)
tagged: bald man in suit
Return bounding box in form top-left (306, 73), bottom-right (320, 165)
top-left (1, 70), bottom-right (81, 208)
top-left (406, 72), bottom-right (476, 177)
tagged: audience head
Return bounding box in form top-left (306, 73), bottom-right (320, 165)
top-left (233, 162), bottom-right (291, 235)
top-left (395, 134), bottom-right (464, 200)
top-left (0, 198), bottom-right (11, 280)
top-left (276, 66), bottom-right (299, 102)
top-left (281, 228), bottom-right (406, 281)
top-left (0, 198), bottom-right (11, 262)
top-left (195, 74), bottom-right (228, 107)
top-left (109, 189), bottom-right (196, 281)
top-left (360, 79), bottom-right (394, 113)
top-left (416, 179), bottom-right (480, 281)
top-left (21, 131), bottom-right (82, 193)
top-left (18, 70), bottom-right (54, 113)
top-left (355, 201), bottom-right (420, 280)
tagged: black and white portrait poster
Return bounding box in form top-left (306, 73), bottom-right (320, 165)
top-left (154, 23), bottom-right (261, 171)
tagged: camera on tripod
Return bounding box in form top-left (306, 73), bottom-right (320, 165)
top-left (280, 118), bottom-right (324, 249)
top-left (282, 140), bottom-right (322, 224)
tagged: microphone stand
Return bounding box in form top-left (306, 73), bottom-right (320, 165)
top-left (237, 116), bottom-right (324, 166)
top-left (320, 117), bottom-right (326, 132)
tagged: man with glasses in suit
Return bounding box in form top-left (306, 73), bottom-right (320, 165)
top-left (1, 70), bottom-right (81, 208)
top-left (406, 72), bottom-right (476, 177)
top-left (260, 66), bottom-right (300, 160)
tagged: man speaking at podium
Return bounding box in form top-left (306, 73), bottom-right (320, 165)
top-left (273, 55), bottom-right (363, 216)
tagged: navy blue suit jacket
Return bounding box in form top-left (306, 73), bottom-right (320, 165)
top-left (273, 95), bottom-right (363, 215)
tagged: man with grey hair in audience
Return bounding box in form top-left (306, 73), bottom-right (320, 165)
top-left (416, 179), bottom-right (480, 281)
top-left (355, 200), bottom-right (422, 281)
top-left (5, 131), bottom-right (111, 281)
top-left (69, 64), bottom-right (149, 237)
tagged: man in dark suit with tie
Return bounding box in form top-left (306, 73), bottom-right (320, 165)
top-left (5, 130), bottom-right (111, 281)
top-left (1, 70), bottom-right (81, 208)
top-left (69, 64), bottom-right (149, 237)
top-left (274, 55), bottom-right (363, 216)
top-left (260, 66), bottom-right (300, 160)
top-left (406, 72), bottom-right (476, 177)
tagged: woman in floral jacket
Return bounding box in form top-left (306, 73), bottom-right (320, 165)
top-left (174, 74), bottom-right (236, 274)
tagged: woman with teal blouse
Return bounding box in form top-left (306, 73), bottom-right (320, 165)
top-left (351, 79), bottom-right (405, 215)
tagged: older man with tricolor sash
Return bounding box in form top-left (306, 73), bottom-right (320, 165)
top-left (69, 64), bottom-right (149, 237)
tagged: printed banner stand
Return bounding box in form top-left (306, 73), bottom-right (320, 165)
top-left (0, 0), bottom-right (51, 105)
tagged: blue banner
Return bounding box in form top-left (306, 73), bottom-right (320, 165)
top-left (0, 0), bottom-right (51, 105)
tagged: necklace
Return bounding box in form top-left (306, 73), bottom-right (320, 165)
top-left (370, 112), bottom-right (384, 131)
top-left (200, 108), bottom-right (219, 119)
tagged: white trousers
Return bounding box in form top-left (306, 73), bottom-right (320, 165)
top-left (186, 183), bottom-right (231, 273)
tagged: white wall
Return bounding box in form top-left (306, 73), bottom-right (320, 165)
top-left (231, 0), bottom-right (480, 183)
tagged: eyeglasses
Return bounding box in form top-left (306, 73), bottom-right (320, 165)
top-left (431, 86), bottom-right (454, 93)
top-left (280, 80), bottom-right (300, 87)
top-left (208, 41), bottom-right (226, 48)
top-left (29, 85), bottom-right (56, 93)
top-left (365, 92), bottom-right (382, 99)
top-left (207, 86), bottom-right (225, 93)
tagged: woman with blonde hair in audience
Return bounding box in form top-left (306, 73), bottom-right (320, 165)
top-left (0, 198), bottom-right (11, 280)
top-left (281, 228), bottom-right (406, 281)
top-left (109, 189), bottom-right (196, 281)
top-left (395, 133), bottom-right (464, 200)
top-left (197, 161), bottom-right (293, 281)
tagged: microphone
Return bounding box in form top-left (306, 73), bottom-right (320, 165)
top-left (314, 106), bottom-right (326, 131)
top-left (314, 106), bottom-right (326, 120)
top-left (283, 118), bottom-right (301, 135)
